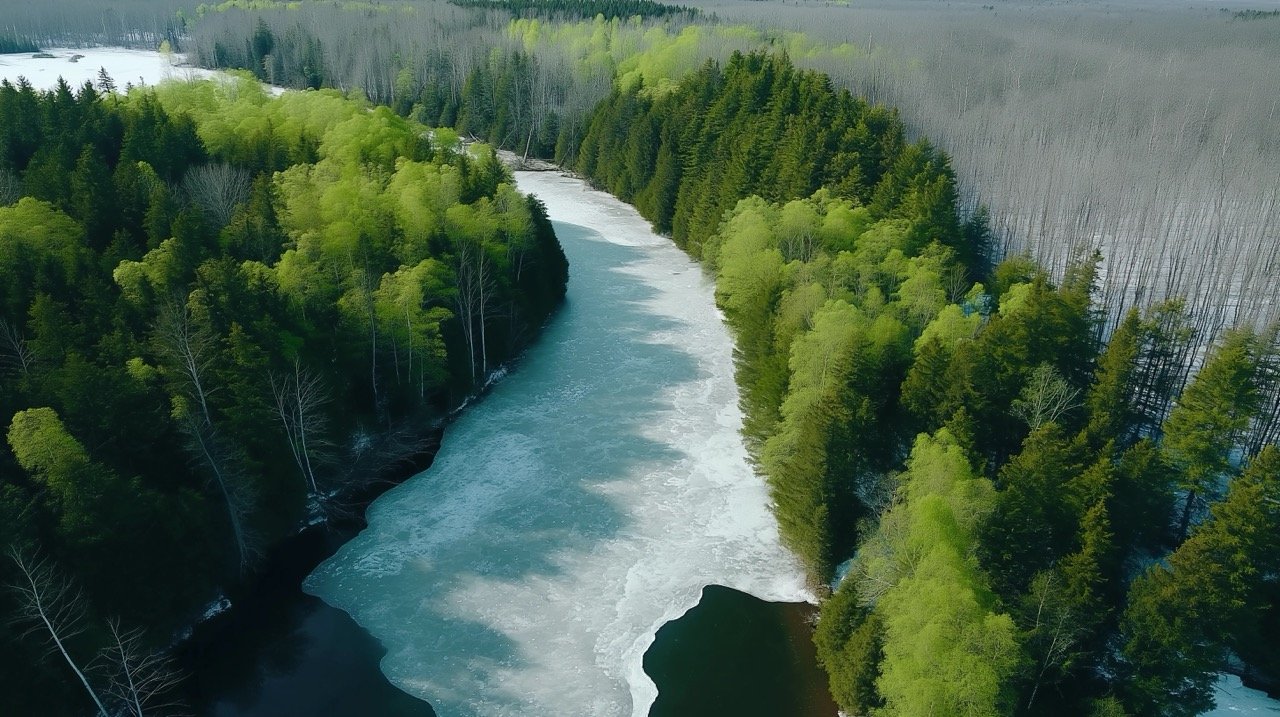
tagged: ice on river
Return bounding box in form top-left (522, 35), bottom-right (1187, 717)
top-left (0, 47), bottom-right (215, 92)
top-left (305, 172), bottom-right (812, 716)
top-left (1204, 675), bottom-right (1280, 715)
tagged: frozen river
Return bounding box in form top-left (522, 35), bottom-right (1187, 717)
top-left (304, 171), bottom-right (813, 716)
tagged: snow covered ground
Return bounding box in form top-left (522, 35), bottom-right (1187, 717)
top-left (0, 47), bottom-right (215, 91)
top-left (305, 171), bottom-right (812, 716)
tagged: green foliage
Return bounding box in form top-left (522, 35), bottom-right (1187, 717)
top-left (979, 426), bottom-right (1090, 599)
top-left (1162, 328), bottom-right (1262, 502)
top-left (1119, 447), bottom-right (1280, 716)
top-left (813, 580), bottom-right (883, 714)
top-left (0, 75), bottom-right (568, 712)
top-left (575, 52), bottom-right (961, 262)
top-left (855, 432), bottom-right (1020, 717)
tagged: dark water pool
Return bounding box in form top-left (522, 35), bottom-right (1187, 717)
top-left (182, 559), bottom-right (835, 717)
top-left (647, 585), bottom-right (838, 717)
top-left (178, 524), bottom-right (436, 717)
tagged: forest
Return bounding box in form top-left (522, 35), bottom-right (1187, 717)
top-left (1, 0), bottom-right (1278, 715)
top-left (0, 71), bottom-right (565, 715)
top-left (573, 50), bottom-right (1280, 715)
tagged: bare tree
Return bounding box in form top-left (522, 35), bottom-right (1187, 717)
top-left (7, 547), bottom-right (111, 717)
top-left (0, 168), bottom-right (20, 206)
top-left (155, 301), bottom-right (258, 573)
top-left (182, 163), bottom-right (251, 229)
top-left (270, 359), bottom-right (331, 496)
top-left (1022, 571), bottom-right (1084, 711)
top-left (97, 618), bottom-right (187, 717)
top-left (0, 318), bottom-right (35, 378)
top-left (1247, 321), bottom-right (1280, 456)
top-left (452, 237), bottom-right (495, 384)
top-left (179, 413), bottom-right (259, 574)
top-left (942, 264), bottom-right (970, 304)
top-left (154, 301), bottom-right (218, 428)
top-left (1012, 363), bottom-right (1082, 431)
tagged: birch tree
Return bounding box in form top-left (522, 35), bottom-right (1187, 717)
top-left (7, 548), bottom-right (110, 717)
top-left (0, 317), bottom-right (35, 378)
top-left (270, 359), bottom-right (329, 496)
top-left (449, 227), bottom-right (496, 385)
top-left (154, 300), bottom-right (257, 573)
top-left (98, 618), bottom-right (187, 717)
top-left (0, 168), bottom-right (20, 206)
top-left (1012, 363), bottom-right (1082, 431)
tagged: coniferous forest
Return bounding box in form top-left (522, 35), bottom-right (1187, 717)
top-left (0, 71), bottom-right (566, 715)
top-left (1, 1), bottom-right (1278, 716)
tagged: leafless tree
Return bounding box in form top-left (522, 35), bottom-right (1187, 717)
top-left (96, 618), bottom-right (188, 717)
top-left (942, 264), bottom-right (970, 304)
top-left (270, 359), bottom-right (331, 496)
top-left (1012, 363), bottom-right (1081, 431)
top-left (154, 301), bottom-right (258, 573)
top-left (0, 318), bottom-right (35, 378)
top-left (7, 547), bottom-right (111, 717)
top-left (452, 236), bottom-right (495, 384)
top-left (0, 168), bottom-right (21, 206)
top-left (182, 163), bottom-right (251, 229)
top-left (178, 414), bottom-right (260, 575)
top-left (154, 301), bottom-right (218, 428)
top-left (1022, 571), bottom-right (1084, 712)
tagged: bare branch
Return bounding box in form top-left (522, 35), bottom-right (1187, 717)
top-left (97, 618), bottom-right (189, 717)
top-left (181, 163), bottom-right (251, 229)
top-left (154, 301), bottom-right (219, 428)
top-left (179, 415), bottom-right (261, 574)
top-left (1012, 363), bottom-right (1082, 431)
top-left (7, 547), bottom-right (111, 717)
top-left (270, 359), bottom-right (332, 497)
top-left (0, 168), bottom-right (21, 206)
top-left (0, 318), bottom-right (35, 378)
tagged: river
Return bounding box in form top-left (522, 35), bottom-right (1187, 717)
top-left (303, 171), bottom-right (815, 716)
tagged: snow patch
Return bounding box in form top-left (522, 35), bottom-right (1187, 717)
top-left (0, 47), bottom-right (216, 91)
top-left (201, 595), bottom-right (233, 622)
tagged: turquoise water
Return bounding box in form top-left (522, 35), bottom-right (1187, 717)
top-left (304, 173), bottom-right (811, 716)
